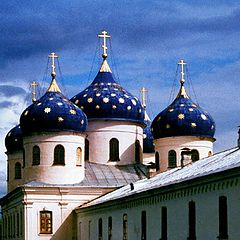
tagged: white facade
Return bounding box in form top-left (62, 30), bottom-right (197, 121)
top-left (87, 120), bottom-right (143, 165)
top-left (154, 135), bottom-right (214, 172)
top-left (22, 132), bottom-right (86, 186)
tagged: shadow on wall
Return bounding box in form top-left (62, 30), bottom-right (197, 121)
top-left (50, 211), bottom-right (77, 240)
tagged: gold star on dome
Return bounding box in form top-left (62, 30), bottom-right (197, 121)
top-left (83, 94), bottom-right (87, 97)
top-left (107, 83), bottom-right (111, 85)
top-left (112, 105), bottom-right (117, 109)
top-left (24, 110), bottom-right (28, 116)
top-left (189, 108), bottom-right (193, 112)
top-left (96, 93), bottom-right (101, 97)
top-left (119, 98), bottom-right (125, 103)
top-left (57, 102), bottom-right (63, 106)
top-left (180, 104), bottom-right (185, 107)
top-left (143, 134), bottom-right (147, 139)
top-left (192, 104), bottom-right (197, 107)
top-left (94, 83), bottom-right (98, 86)
top-left (131, 99), bottom-right (137, 106)
top-left (70, 109), bottom-right (76, 115)
top-left (75, 99), bottom-right (79, 104)
top-left (80, 106), bottom-right (84, 109)
top-left (37, 102), bottom-right (42, 106)
top-left (178, 114), bottom-right (184, 119)
top-left (124, 94), bottom-right (129, 98)
top-left (87, 98), bottom-right (93, 103)
top-left (96, 105), bottom-right (100, 109)
top-left (168, 108), bottom-right (174, 112)
top-left (166, 124), bottom-right (171, 129)
top-left (211, 125), bottom-right (214, 129)
top-left (127, 106), bottom-right (131, 110)
top-left (157, 116), bottom-right (161, 121)
top-left (201, 114), bottom-right (207, 120)
top-left (139, 109), bottom-right (142, 113)
top-left (8, 132), bottom-right (11, 137)
top-left (58, 117), bottom-right (64, 122)
top-left (111, 93), bottom-right (116, 97)
top-left (81, 120), bottom-right (84, 124)
top-left (49, 97), bottom-right (54, 100)
top-left (103, 97), bottom-right (109, 103)
top-left (44, 107), bottom-right (51, 113)
top-left (191, 123), bottom-right (197, 128)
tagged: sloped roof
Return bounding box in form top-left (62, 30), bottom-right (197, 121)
top-left (82, 147), bottom-right (240, 208)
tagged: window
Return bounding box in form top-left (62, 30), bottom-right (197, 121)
top-left (161, 207), bottom-right (167, 240)
top-left (32, 145), bottom-right (40, 165)
top-left (76, 147), bottom-right (82, 166)
top-left (108, 216), bottom-right (112, 240)
top-left (15, 162), bottom-right (21, 179)
top-left (123, 214), bottom-right (128, 240)
top-left (168, 150), bottom-right (177, 168)
top-left (188, 201), bottom-right (196, 240)
top-left (218, 196), bottom-right (228, 239)
top-left (208, 151), bottom-right (212, 157)
top-left (135, 140), bottom-right (140, 163)
top-left (85, 139), bottom-right (89, 161)
top-left (40, 211), bottom-right (52, 234)
top-left (17, 213), bottom-right (19, 237)
top-left (7, 163), bottom-right (9, 182)
top-left (191, 150), bottom-right (199, 162)
top-left (109, 138), bottom-right (119, 161)
top-left (155, 152), bottom-right (160, 171)
top-left (53, 145), bottom-right (65, 165)
top-left (141, 211), bottom-right (147, 240)
top-left (98, 218), bottom-right (103, 240)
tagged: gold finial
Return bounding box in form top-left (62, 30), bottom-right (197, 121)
top-left (140, 87), bottom-right (148, 109)
top-left (47, 52), bottom-right (61, 92)
top-left (31, 80), bottom-right (38, 103)
top-left (178, 59), bottom-right (186, 85)
top-left (48, 52), bottom-right (59, 79)
top-left (98, 30), bottom-right (111, 59)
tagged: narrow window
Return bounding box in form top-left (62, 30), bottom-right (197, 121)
top-left (98, 218), bottom-right (103, 240)
top-left (15, 162), bottom-right (21, 179)
top-left (188, 201), bottom-right (196, 240)
top-left (161, 207), bottom-right (167, 240)
top-left (17, 213), bottom-right (19, 237)
top-left (191, 150), bottom-right (199, 162)
top-left (53, 145), bottom-right (65, 165)
top-left (168, 150), bottom-right (177, 168)
top-left (208, 151), bottom-right (212, 157)
top-left (109, 138), bottom-right (119, 161)
top-left (40, 211), bottom-right (52, 234)
top-left (123, 214), bottom-right (128, 240)
top-left (20, 210), bottom-right (23, 236)
top-left (32, 145), bottom-right (40, 165)
top-left (155, 152), bottom-right (160, 171)
top-left (108, 216), bottom-right (112, 240)
top-left (7, 163), bottom-right (9, 182)
top-left (76, 147), bottom-right (82, 166)
top-left (85, 139), bottom-right (89, 161)
top-left (218, 196), bottom-right (228, 239)
top-left (79, 222), bottom-right (82, 240)
top-left (88, 220), bottom-right (91, 240)
top-left (141, 211), bottom-right (147, 240)
top-left (135, 140), bottom-right (140, 163)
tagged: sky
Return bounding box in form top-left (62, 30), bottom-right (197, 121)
top-left (0, 0), bottom-right (239, 195)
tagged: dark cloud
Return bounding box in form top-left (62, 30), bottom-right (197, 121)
top-left (0, 85), bottom-right (26, 97)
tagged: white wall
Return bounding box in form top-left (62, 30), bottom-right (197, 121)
top-left (154, 136), bottom-right (214, 172)
top-left (87, 121), bottom-right (143, 165)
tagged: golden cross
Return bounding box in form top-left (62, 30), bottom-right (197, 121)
top-left (140, 87), bottom-right (148, 108)
top-left (178, 59), bottom-right (186, 85)
top-left (48, 52), bottom-right (59, 78)
top-left (31, 80), bottom-right (38, 102)
top-left (98, 30), bottom-right (111, 59)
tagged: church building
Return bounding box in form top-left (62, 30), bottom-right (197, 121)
top-left (1, 31), bottom-right (239, 240)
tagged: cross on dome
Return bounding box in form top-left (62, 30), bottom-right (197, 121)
top-left (31, 80), bottom-right (38, 102)
top-left (178, 59), bottom-right (186, 85)
top-left (48, 52), bottom-right (59, 79)
top-left (98, 31), bottom-right (111, 59)
top-left (140, 87), bottom-right (148, 109)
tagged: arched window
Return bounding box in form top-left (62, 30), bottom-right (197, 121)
top-left (98, 218), bottom-right (103, 240)
top-left (191, 150), bottom-right (199, 162)
top-left (76, 147), bottom-right (82, 166)
top-left (135, 140), bottom-right (140, 163)
top-left (155, 152), bottom-right (160, 171)
top-left (85, 139), bottom-right (89, 161)
top-left (53, 145), bottom-right (65, 165)
top-left (168, 150), bottom-right (177, 168)
top-left (109, 138), bottom-right (119, 161)
top-left (108, 217), bottom-right (112, 240)
top-left (208, 151), bottom-right (212, 157)
top-left (15, 162), bottom-right (21, 179)
top-left (32, 145), bottom-right (40, 165)
top-left (123, 214), bottom-right (128, 240)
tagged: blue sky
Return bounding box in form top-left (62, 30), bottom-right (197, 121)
top-left (0, 1), bottom-right (239, 195)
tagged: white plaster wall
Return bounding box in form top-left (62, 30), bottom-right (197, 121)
top-left (77, 180), bottom-right (240, 240)
top-left (87, 120), bottom-right (143, 165)
top-left (23, 132), bottom-right (85, 184)
top-left (154, 136), bottom-right (214, 172)
top-left (7, 151), bottom-right (24, 192)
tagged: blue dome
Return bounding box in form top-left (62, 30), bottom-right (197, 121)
top-left (71, 60), bottom-right (144, 125)
top-left (5, 124), bottom-right (23, 153)
top-left (151, 85), bottom-right (215, 139)
top-left (143, 112), bottom-right (154, 153)
top-left (20, 79), bottom-right (87, 135)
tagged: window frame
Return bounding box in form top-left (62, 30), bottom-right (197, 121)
top-left (188, 201), bottom-right (196, 240)
top-left (191, 149), bottom-right (199, 162)
top-left (76, 147), bottom-right (82, 166)
top-left (39, 210), bottom-right (52, 234)
top-left (15, 162), bottom-right (22, 179)
top-left (218, 196), bottom-right (228, 239)
top-left (109, 138), bottom-right (120, 162)
top-left (168, 150), bottom-right (177, 168)
top-left (53, 144), bottom-right (65, 165)
top-left (141, 211), bottom-right (147, 240)
top-left (32, 145), bottom-right (40, 165)
top-left (123, 213), bottom-right (128, 240)
top-left (155, 152), bottom-right (160, 171)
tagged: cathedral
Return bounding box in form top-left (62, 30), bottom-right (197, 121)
top-left (1, 31), bottom-right (239, 240)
